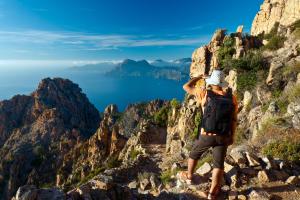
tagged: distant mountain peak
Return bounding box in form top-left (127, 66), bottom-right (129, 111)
top-left (154, 59), bottom-right (164, 62)
top-left (137, 59), bottom-right (150, 65)
top-left (122, 59), bottom-right (136, 65)
top-left (174, 57), bottom-right (192, 63)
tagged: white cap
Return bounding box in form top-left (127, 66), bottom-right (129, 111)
top-left (205, 70), bottom-right (228, 87)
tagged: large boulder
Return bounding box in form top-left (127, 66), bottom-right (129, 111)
top-left (190, 29), bottom-right (226, 78)
top-left (12, 185), bottom-right (65, 200)
top-left (248, 189), bottom-right (272, 200)
top-left (251, 0), bottom-right (300, 36)
top-left (287, 102), bottom-right (300, 130)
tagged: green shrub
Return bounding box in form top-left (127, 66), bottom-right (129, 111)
top-left (236, 71), bottom-right (257, 99)
top-left (92, 166), bottom-right (106, 176)
top-left (259, 117), bottom-right (285, 133)
top-left (293, 28), bottom-right (300, 39)
top-left (220, 48), bottom-right (264, 72)
top-left (263, 35), bottom-right (286, 50)
top-left (192, 111), bottom-right (202, 139)
top-left (253, 116), bottom-right (294, 149)
top-left (39, 182), bottom-right (54, 189)
top-left (261, 22), bottom-right (286, 50)
top-left (264, 22), bottom-right (279, 40)
top-left (106, 155), bottom-right (122, 169)
top-left (31, 145), bottom-right (46, 167)
top-left (272, 89), bottom-right (282, 99)
top-left (129, 149), bottom-right (142, 160)
top-left (218, 49), bottom-right (265, 98)
top-left (78, 173), bottom-right (93, 186)
top-left (293, 19), bottom-right (300, 40)
top-left (263, 139), bottom-right (300, 162)
top-left (154, 106), bottom-right (169, 127)
top-left (272, 84), bottom-right (300, 113)
top-left (218, 37), bottom-right (236, 67)
top-left (234, 128), bottom-right (248, 145)
top-left (72, 171), bottom-right (81, 183)
top-left (275, 98), bottom-right (289, 114)
top-left (170, 98), bottom-right (181, 109)
top-left (113, 112), bottom-right (123, 122)
top-left (291, 19), bottom-right (300, 29)
top-left (33, 145), bottom-right (45, 156)
top-left (160, 169), bottom-right (177, 185)
top-left (261, 103), bottom-right (269, 113)
top-left (287, 84), bottom-right (300, 103)
top-left (282, 62), bottom-right (300, 77)
top-left (77, 166), bottom-right (105, 186)
top-left (196, 154), bottom-right (213, 169)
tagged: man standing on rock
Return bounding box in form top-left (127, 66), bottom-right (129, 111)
top-left (180, 69), bottom-right (238, 200)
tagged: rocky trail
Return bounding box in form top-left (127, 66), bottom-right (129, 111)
top-left (142, 144), bottom-right (166, 170)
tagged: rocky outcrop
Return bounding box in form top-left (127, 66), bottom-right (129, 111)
top-left (264, 32), bottom-right (300, 85)
top-left (0, 78), bottom-right (100, 199)
top-left (251, 0), bottom-right (300, 36)
top-left (190, 28), bottom-right (261, 78)
top-left (117, 99), bottom-right (167, 138)
top-left (166, 95), bottom-right (198, 157)
top-left (55, 104), bottom-right (127, 188)
top-left (12, 185), bottom-right (65, 200)
top-left (55, 100), bottom-right (168, 190)
top-left (190, 29), bottom-right (226, 77)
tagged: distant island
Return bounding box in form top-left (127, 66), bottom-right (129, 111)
top-left (71, 58), bottom-right (191, 81)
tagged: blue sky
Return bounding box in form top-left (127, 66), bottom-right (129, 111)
top-left (0, 0), bottom-right (263, 65)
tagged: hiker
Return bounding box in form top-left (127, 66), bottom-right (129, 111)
top-left (180, 69), bottom-right (238, 200)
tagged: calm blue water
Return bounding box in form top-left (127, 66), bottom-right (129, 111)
top-left (0, 67), bottom-right (187, 111)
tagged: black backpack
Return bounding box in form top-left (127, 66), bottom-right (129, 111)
top-left (201, 89), bottom-right (234, 135)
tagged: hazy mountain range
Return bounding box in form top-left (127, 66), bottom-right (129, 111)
top-left (71, 58), bottom-right (191, 81)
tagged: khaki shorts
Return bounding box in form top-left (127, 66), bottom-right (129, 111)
top-left (189, 135), bottom-right (229, 169)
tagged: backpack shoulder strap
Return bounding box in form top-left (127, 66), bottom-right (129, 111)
top-left (225, 87), bottom-right (233, 99)
top-left (206, 89), bottom-right (215, 98)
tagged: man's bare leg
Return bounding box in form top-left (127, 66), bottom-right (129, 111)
top-left (187, 158), bottom-right (198, 179)
top-left (209, 168), bottom-right (223, 195)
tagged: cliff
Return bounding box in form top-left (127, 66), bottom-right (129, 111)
top-left (0, 78), bottom-right (100, 199)
top-left (251, 0), bottom-right (300, 35)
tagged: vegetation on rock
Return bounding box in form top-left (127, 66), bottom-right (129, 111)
top-left (154, 105), bottom-right (170, 127)
top-left (263, 139), bottom-right (300, 162)
top-left (262, 22), bottom-right (286, 50)
top-left (192, 111), bottom-right (202, 139)
top-left (291, 19), bottom-right (300, 39)
top-left (272, 84), bottom-right (300, 113)
top-left (196, 154), bottom-right (213, 169)
top-left (160, 169), bottom-right (178, 185)
top-left (129, 149), bottom-right (142, 160)
top-left (218, 35), bottom-right (266, 98)
top-left (170, 98), bottom-right (180, 109)
top-left (106, 155), bottom-right (122, 169)
top-left (218, 36), bottom-right (236, 67)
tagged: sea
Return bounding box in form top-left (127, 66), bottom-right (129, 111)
top-left (0, 66), bottom-right (187, 112)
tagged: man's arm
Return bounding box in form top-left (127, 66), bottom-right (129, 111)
top-left (183, 76), bottom-right (202, 95)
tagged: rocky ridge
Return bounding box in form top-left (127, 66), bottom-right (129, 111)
top-left (0, 78), bottom-right (101, 199)
top-left (190, 27), bottom-right (262, 79)
top-left (251, 0), bottom-right (300, 35)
